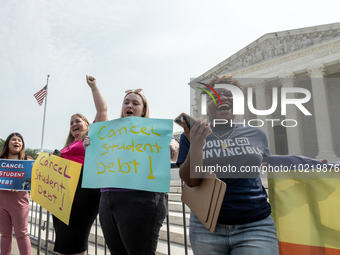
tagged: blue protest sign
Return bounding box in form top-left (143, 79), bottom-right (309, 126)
top-left (83, 117), bottom-right (173, 192)
top-left (0, 159), bottom-right (34, 191)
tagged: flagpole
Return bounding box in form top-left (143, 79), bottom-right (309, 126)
top-left (40, 75), bottom-right (50, 153)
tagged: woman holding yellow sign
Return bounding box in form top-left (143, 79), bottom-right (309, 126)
top-left (0, 133), bottom-right (32, 255)
top-left (51, 75), bottom-right (108, 255)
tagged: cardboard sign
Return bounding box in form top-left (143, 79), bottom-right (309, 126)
top-left (83, 117), bottom-right (173, 192)
top-left (31, 152), bottom-right (82, 225)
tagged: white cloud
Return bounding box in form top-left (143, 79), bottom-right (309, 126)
top-left (125, 28), bottom-right (214, 59)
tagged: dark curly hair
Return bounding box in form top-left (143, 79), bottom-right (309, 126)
top-left (207, 74), bottom-right (243, 90)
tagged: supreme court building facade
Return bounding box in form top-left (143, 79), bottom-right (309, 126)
top-left (189, 22), bottom-right (340, 162)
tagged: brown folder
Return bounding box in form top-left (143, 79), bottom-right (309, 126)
top-left (181, 174), bottom-right (227, 232)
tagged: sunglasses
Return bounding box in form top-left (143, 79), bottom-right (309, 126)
top-left (125, 89), bottom-right (143, 94)
top-left (207, 90), bottom-right (233, 101)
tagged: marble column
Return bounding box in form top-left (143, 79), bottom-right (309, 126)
top-left (251, 80), bottom-right (270, 136)
top-left (193, 90), bottom-right (200, 119)
top-left (237, 87), bottom-right (246, 123)
top-left (244, 87), bottom-right (251, 121)
top-left (279, 73), bottom-right (302, 156)
top-left (307, 65), bottom-right (337, 160)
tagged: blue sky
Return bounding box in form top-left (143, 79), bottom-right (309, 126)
top-left (0, 0), bottom-right (339, 150)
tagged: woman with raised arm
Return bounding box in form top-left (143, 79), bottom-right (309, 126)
top-left (51, 75), bottom-right (108, 255)
top-left (84, 88), bottom-right (171, 255)
top-left (177, 75), bottom-right (279, 255)
top-left (0, 133), bottom-right (32, 255)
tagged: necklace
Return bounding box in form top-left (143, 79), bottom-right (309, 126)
top-left (211, 125), bottom-right (236, 149)
top-left (212, 128), bottom-right (234, 138)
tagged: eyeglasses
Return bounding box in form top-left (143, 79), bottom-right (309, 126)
top-left (125, 89), bottom-right (143, 94)
top-left (207, 90), bottom-right (233, 101)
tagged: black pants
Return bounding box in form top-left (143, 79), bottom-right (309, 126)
top-left (53, 169), bottom-right (101, 254)
top-left (99, 191), bottom-right (167, 255)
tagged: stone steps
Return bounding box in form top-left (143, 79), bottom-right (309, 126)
top-left (168, 201), bottom-right (190, 213)
top-left (159, 224), bottom-right (190, 246)
top-left (168, 211), bottom-right (190, 226)
top-left (170, 186), bottom-right (182, 193)
top-left (168, 193), bottom-right (182, 202)
top-left (157, 239), bottom-right (193, 255)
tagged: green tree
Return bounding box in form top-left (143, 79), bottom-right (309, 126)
top-left (25, 148), bottom-right (40, 160)
top-left (0, 139), bottom-right (4, 153)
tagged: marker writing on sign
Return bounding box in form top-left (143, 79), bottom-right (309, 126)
top-left (39, 156), bottom-right (71, 179)
top-left (97, 156), bottom-right (156, 180)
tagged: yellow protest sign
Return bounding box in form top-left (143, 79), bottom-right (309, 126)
top-left (31, 152), bottom-right (82, 225)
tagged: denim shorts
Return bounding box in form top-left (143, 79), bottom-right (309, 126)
top-left (189, 212), bottom-right (279, 255)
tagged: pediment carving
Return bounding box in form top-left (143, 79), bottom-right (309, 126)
top-left (213, 28), bottom-right (340, 76)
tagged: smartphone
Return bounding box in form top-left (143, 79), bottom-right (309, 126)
top-left (174, 113), bottom-right (197, 130)
top-left (53, 149), bottom-right (61, 157)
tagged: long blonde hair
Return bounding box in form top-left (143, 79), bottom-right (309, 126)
top-left (120, 91), bottom-right (150, 118)
top-left (62, 113), bottom-right (90, 149)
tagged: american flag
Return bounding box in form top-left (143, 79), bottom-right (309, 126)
top-left (33, 85), bottom-right (47, 106)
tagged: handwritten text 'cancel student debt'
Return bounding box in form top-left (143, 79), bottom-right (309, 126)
top-left (96, 125), bottom-right (162, 180)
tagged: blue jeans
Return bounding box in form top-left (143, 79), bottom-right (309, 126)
top-left (189, 212), bottom-right (279, 255)
top-left (99, 191), bottom-right (167, 255)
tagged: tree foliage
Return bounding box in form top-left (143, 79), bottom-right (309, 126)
top-left (0, 139), bottom-right (4, 153)
top-left (25, 148), bottom-right (40, 160)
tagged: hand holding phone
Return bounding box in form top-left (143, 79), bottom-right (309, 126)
top-left (53, 149), bottom-right (61, 157)
top-left (174, 113), bottom-right (197, 130)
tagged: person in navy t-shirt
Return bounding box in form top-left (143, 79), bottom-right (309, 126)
top-left (177, 75), bottom-right (279, 255)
